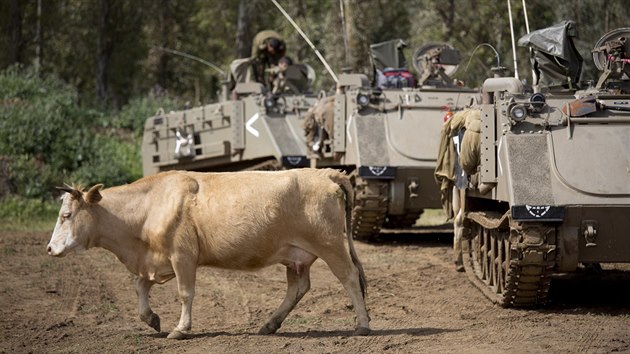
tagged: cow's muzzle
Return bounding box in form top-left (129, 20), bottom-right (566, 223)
top-left (47, 244), bottom-right (66, 257)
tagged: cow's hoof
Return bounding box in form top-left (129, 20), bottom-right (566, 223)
top-left (258, 323), bottom-right (279, 335)
top-left (354, 326), bottom-right (371, 336)
top-left (147, 313), bottom-right (161, 332)
top-left (167, 330), bottom-right (189, 340)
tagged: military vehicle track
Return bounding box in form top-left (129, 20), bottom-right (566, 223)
top-left (351, 176), bottom-right (388, 241)
top-left (244, 159), bottom-right (282, 171)
top-left (462, 212), bottom-right (555, 307)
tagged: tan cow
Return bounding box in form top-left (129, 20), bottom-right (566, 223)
top-left (47, 168), bottom-right (370, 339)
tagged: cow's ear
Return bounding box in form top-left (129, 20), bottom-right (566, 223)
top-left (57, 184), bottom-right (82, 201)
top-left (85, 184), bottom-right (104, 204)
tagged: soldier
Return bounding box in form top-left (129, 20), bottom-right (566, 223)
top-left (268, 56), bottom-right (292, 94)
top-left (251, 30), bottom-right (286, 87)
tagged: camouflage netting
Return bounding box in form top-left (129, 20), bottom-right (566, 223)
top-left (459, 109), bottom-right (481, 175)
top-left (229, 58), bottom-right (254, 85)
top-left (434, 108), bottom-right (481, 218)
top-left (303, 96), bottom-right (335, 151)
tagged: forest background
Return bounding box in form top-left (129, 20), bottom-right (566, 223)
top-left (0, 0), bottom-right (628, 227)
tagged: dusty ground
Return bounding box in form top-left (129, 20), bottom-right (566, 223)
top-left (2, 230), bottom-right (630, 354)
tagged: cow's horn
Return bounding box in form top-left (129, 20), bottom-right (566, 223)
top-left (56, 185), bottom-right (74, 193)
top-left (56, 184), bottom-right (82, 200)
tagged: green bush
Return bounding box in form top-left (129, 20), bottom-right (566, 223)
top-left (8, 155), bottom-right (57, 198)
top-left (69, 134), bottom-right (143, 187)
top-left (110, 96), bottom-right (181, 138)
top-left (0, 66), bottom-right (182, 204)
top-left (0, 66), bottom-right (90, 194)
top-left (0, 196), bottom-right (59, 231)
top-left (0, 66), bottom-right (82, 161)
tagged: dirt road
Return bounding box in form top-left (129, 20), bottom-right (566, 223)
top-left (2, 230), bottom-right (629, 353)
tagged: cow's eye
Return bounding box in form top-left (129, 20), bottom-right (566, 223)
top-left (62, 212), bottom-right (71, 220)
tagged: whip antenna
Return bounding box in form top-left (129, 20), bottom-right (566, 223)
top-left (153, 46), bottom-right (226, 77)
top-left (464, 43), bottom-right (501, 73)
top-left (507, 0), bottom-right (519, 79)
top-left (271, 0), bottom-right (339, 83)
top-left (522, 0), bottom-right (537, 87)
top-left (522, 0), bottom-right (530, 33)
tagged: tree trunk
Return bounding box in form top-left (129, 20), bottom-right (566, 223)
top-left (339, 0), bottom-right (350, 69)
top-left (96, 0), bottom-right (112, 102)
top-left (343, 0), bottom-right (360, 73)
top-left (155, 0), bottom-right (170, 92)
top-left (437, 0), bottom-right (455, 42)
top-left (8, 0), bottom-right (24, 65)
top-left (235, 0), bottom-right (250, 59)
top-left (34, 0), bottom-right (42, 72)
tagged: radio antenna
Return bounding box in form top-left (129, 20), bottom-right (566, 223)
top-left (521, 0), bottom-right (537, 87)
top-left (522, 0), bottom-right (530, 33)
top-left (153, 46), bottom-right (226, 77)
top-left (271, 0), bottom-right (339, 83)
top-left (507, 0), bottom-right (519, 80)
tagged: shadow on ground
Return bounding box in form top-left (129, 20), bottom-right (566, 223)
top-left (163, 327), bottom-right (460, 340)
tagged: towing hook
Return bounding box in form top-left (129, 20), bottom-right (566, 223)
top-left (408, 181), bottom-right (419, 198)
top-left (583, 221), bottom-right (598, 247)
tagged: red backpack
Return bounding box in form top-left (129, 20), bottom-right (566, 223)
top-left (381, 68), bottom-right (417, 88)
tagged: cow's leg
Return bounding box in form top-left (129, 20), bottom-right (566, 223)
top-left (135, 276), bottom-right (160, 332)
top-left (259, 248), bottom-right (316, 335)
top-left (168, 257), bottom-right (197, 340)
top-left (320, 249), bottom-right (370, 336)
top-left (258, 264), bottom-right (312, 334)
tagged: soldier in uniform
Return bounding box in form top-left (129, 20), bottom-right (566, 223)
top-left (268, 56), bottom-right (292, 94)
top-left (251, 30), bottom-right (286, 87)
top-left (228, 30), bottom-right (288, 94)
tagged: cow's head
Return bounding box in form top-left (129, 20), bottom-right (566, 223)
top-left (47, 184), bottom-right (104, 257)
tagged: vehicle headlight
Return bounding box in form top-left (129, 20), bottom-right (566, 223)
top-left (529, 93), bottom-right (546, 113)
top-left (356, 93), bottom-right (370, 107)
top-left (509, 104), bottom-right (527, 122)
top-left (264, 96), bottom-right (276, 109)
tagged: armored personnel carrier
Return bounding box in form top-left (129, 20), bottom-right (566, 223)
top-left (441, 23), bottom-right (630, 307)
top-left (141, 63), bottom-right (317, 176)
top-left (305, 39), bottom-right (476, 240)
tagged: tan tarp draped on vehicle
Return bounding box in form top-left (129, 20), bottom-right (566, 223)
top-left (303, 96), bottom-right (335, 149)
top-left (459, 109), bottom-right (481, 175)
top-left (230, 58), bottom-right (254, 84)
top-left (434, 108), bottom-right (481, 218)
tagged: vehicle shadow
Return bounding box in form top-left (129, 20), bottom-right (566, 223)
top-left (544, 269), bottom-right (630, 315)
top-left (148, 235), bottom-right (630, 341)
top-left (367, 228), bottom-right (454, 248)
top-left (372, 230), bottom-right (630, 314)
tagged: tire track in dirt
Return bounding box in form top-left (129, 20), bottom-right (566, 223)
top-left (5, 231), bottom-right (630, 353)
top-left (572, 314), bottom-right (617, 353)
top-left (359, 239), bottom-right (466, 351)
top-left (360, 237), bottom-right (540, 350)
top-left (193, 266), bottom-right (289, 333)
top-left (0, 232), bottom-right (122, 352)
top-left (2, 233), bottom-right (78, 348)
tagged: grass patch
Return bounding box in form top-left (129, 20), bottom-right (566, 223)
top-left (2, 246), bottom-right (17, 255)
top-left (416, 209), bottom-right (449, 226)
top-left (0, 197), bottom-right (58, 232)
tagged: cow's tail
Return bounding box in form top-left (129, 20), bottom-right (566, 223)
top-left (330, 171), bottom-right (367, 299)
